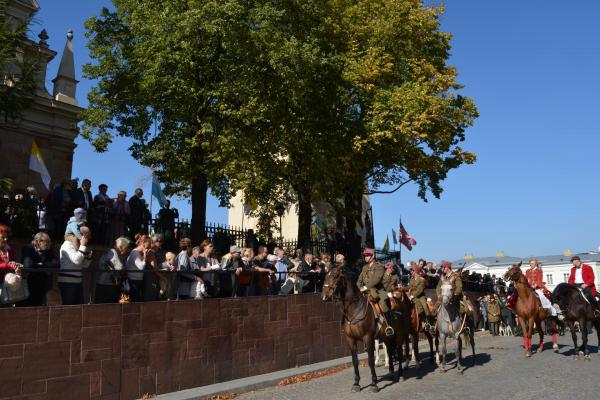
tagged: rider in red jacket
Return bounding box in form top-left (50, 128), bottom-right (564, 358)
top-left (568, 256), bottom-right (599, 313)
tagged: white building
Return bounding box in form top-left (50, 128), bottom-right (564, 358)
top-left (452, 252), bottom-right (600, 292)
top-left (227, 191), bottom-right (373, 244)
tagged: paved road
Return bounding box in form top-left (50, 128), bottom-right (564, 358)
top-left (237, 332), bottom-right (600, 400)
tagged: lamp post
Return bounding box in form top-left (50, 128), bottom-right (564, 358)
top-left (275, 205), bottom-right (285, 246)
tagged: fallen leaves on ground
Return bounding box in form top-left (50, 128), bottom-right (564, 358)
top-left (208, 394), bottom-right (239, 400)
top-left (277, 364), bottom-right (351, 386)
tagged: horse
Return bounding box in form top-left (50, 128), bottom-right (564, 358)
top-left (552, 282), bottom-right (600, 361)
top-left (322, 266), bottom-right (408, 392)
top-left (434, 275), bottom-right (476, 374)
top-left (393, 286), bottom-right (435, 369)
top-left (503, 262), bottom-right (558, 357)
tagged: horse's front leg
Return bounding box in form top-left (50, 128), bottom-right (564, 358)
top-left (569, 321), bottom-right (580, 359)
top-left (434, 331), bottom-right (440, 365)
top-left (438, 334), bottom-right (447, 373)
top-left (550, 319), bottom-right (559, 353)
top-left (365, 338), bottom-right (379, 392)
top-left (346, 338), bottom-right (361, 392)
top-left (456, 335), bottom-right (464, 374)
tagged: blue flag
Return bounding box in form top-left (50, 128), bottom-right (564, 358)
top-left (391, 228), bottom-right (398, 244)
top-left (152, 174), bottom-right (167, 207)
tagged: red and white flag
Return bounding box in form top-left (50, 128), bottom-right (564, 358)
top-left (399, 222), bottom-right (417, 251)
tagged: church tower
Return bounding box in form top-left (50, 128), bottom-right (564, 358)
top-left (0, 0), bottom-right (82, 194)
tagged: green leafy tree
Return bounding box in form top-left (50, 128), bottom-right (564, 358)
top-left (82, 1), bottom-right (256, 242)
top-left (0, 0), bottom-right (38, 125)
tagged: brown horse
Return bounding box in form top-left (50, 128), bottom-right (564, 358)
top-left (504, 262), bottom-right (558, 357)
top-left (393, 286), bottom-right (435, 368)
top-left (322, 267), bottom-right (408, 393)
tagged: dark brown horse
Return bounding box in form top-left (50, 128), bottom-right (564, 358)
top-left (393, 286), bottom-right (435, 368)
top-left (322, 267), bottom-right (408, 392)
top-left (504, 262), bottom-right (558, 357)
top-left (552, 283), bottom-right (600, 360)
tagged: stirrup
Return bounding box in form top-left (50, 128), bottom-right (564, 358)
top-left (385, 326), bottom-right (395, 336)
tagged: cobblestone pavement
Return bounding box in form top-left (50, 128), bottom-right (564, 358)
top-left (237, 332), bottom-right (600, 400)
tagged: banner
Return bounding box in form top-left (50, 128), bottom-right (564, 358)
top-left (29, 139), bottom-right (51, 189)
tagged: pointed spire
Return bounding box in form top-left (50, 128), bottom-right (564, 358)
top-left (52, 29), bottom-right (78, 106)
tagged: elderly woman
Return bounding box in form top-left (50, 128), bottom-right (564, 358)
top-left (21, 232), bottom-right (59, 306)
top-left (0, 225), bottom-right (20, 283)
top-left (126, 234), bottom-right (153, 302)
top-left (58, 226), bottom-right (93, 305)
top-left (95, 237), bottom-right (131, 303)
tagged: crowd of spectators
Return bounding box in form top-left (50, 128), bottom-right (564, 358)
top-left (0, 177), bottom-right (502, 307)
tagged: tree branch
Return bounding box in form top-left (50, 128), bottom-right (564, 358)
top-left (364, 179), bottom-right (414, 195)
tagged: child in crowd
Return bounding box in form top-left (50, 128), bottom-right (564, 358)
top-left (65, 208), bottom-right (87, 239)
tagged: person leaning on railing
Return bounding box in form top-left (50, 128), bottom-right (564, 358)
top-left (58, 226), bottom-right (92, 305)
top-left (20, 232), bottom-right (59, 306)
top-left (95, 237), bottom-right (131, 304)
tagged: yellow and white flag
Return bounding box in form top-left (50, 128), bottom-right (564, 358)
top-left (29, 139), bottom-right (51, 189)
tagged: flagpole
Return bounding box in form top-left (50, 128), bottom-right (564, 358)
top-left (399, 216), bottom-right (402, 267)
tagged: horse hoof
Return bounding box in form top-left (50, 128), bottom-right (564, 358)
top-left (367, 385), bottom-right (379, 393)
top-left (351, 385), bottom-right (361, 393)
top-left (439, 368), bottom-right (446, 374)
top-left (584, 355), bottom-right (591, 362)
top-left (525, 351), bottom-right (531, 358)
top-left (457, 369), bottom-right (464, 375)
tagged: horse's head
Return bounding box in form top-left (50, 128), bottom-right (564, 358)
top-left (503, 261), bottom-right (523, 282)
top-left (439, 275), bottom-right (455, 306)
top-left (322, 266), bottom-right (346, 301)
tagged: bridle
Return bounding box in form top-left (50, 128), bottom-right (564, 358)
top-left (323, 270), bottom-right (346, 301)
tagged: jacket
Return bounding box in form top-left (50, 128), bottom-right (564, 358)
top-left (525, 267), bottom-right (544, 289)
top-left (568, 264), bottom-right (597, 296)
top-left (58, 240), bottom-right (92, 283)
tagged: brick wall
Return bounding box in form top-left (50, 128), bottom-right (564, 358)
top-left (0, 295), bottom-right (347, 400)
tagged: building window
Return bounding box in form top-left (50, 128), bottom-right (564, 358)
top-left (546, 274), bottom-right (553, 285)
top-left (563, 273), bottom-right (570, 283)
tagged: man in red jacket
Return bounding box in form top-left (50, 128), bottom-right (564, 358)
top-left (568, 256), bottom-right (600, 314)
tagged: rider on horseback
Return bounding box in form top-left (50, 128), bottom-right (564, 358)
top-left (408, 263), bottom-right (434, 332)
top-left (568, 256), bottom-right (600, 316)
top-left (525, 259), bottom-right (557, 317)
top-left (435, 261), bottom-right (465, 314)
top-left (357, 248), bottom-right (395, 336)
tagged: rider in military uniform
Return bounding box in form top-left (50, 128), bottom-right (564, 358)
top-left (436, 261), bottom-right (466, 314)
top-left (357, 248), bottom-right (394, 336)
top-left (408, 263), bottom-right (433, 330)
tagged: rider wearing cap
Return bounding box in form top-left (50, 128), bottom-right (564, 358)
top-left (436, 261), bottom-right (465, 314)
top-left (358, 248), bottom-right (394, 336)
top-left (568, 256), bottom-right (600, 315)
top-left (408, 263), bottom-right (432, 330)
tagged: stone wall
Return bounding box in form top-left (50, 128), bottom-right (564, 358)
top-left (0, 294), bottom-right (347, 400)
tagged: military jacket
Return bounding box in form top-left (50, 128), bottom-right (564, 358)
top-left (357, 261), bottom-right (385, 290)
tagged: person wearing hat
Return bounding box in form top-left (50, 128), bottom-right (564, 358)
top-left (435, 261), bottom-right (465, 312)
top-left (357, 248), bottom-right (394, 336)
top-left (408, 262), bottom-right (433, 331)
top-left (568, 255), bottom-right (600, 315)
top-left (65, 208), bottom-right (87, 239)
top-left (224, 246), bottom-right (244, 297)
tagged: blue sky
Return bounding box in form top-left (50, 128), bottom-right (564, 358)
top-left (34, 1), bottom-right (600, 262)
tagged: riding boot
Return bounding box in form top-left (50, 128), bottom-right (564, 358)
top-left (384, 311), bottom-right (395, 336)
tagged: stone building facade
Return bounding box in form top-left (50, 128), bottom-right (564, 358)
top-left (0, 0), bottom-right (81, 196)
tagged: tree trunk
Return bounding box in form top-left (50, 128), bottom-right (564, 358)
top-left (297, 190), bottom-right (312, 251)
top-left (191, 174), bottom-right (208, 244)
top-left (344, 191), bottom-right (363, 264)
